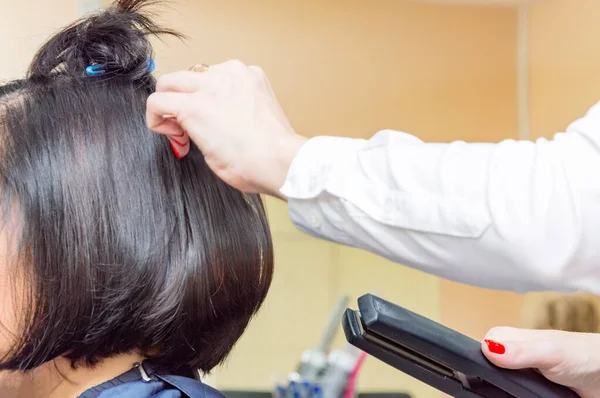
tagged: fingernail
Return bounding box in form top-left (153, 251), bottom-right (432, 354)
top-left (171, 137), bottom-right (189, 147)
top-left (170, 141), bottom-right (183, 159)
top-left (484, 339), bottom-right (506, 355)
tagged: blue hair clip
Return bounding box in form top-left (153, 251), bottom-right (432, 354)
top-left (85, 57), bottom-right (156, 77)
top-left (147, 57), bottom-right (156, 73)
top-left (85, 63), bottom-right (106, 76)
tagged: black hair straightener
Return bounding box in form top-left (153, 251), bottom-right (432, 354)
top-left (343, 294), bottom-right (580, 398)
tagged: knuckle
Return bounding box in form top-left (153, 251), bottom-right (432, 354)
top-left (484, 326), bottom-right (518, 345)
top-left (155, 75), bottom-right (169, 91)
top-left (485, 326), bottom-right (509, 339)
top-left (250, 65), bottom-right (264, 75)
top-left (146, 93), bottom-right (159, 110)
top-left (155, 73), bottom-right (180, 91)
top-left (227, 59), bottom-right (246, 70)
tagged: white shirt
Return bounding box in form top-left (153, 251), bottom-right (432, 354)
top-left (280, 102), bottom-right (600, 294)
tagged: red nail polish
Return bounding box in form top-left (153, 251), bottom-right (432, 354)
top-left (170, 141), bottom-right (183, 159)
top-left (484, 339), bottom-right (506, 355)
top-left (171, 137), bottom-right (189, 147)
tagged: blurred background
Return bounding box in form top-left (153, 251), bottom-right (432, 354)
top-left (2, 0), bottom-right (600, 397)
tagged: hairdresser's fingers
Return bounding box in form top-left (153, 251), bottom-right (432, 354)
top-left (147, 59), bottom-right (304, 195)
top-left (151, 123), bottom-right (190, 159)
top-left (154, 119), bottom-right (190, 158)
top-left (155, 60), bottom-right (247, 94)
top-left (150, 117), bottom-right (186, 138)
top-left (145, 114), bottom-right (190, 158)
top-left (146, 92), bottom-right (194, 158)
top-left (155, 71), bottom-right (208, 93)
top-left (146, 92), bottom-right (190, 132)
top-left (169, 137), bottom-right (190, 159)
top-left (482, 327), bottom-right (600, 397)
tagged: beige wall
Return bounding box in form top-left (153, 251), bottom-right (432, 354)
top-left (0, 0), bottom-right (80, 80)
top-left (4, 1), bottom-right (522, 397)
top-left (529, 0), bottom-right (600, 140)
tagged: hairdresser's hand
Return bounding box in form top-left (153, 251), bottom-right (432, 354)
top-left (146, 60), bottom-right (307, 198)
top-left (482, 327), bottom-right (600, 397)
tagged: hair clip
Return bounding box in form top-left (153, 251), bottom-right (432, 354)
top-left (147, 58), bottom-right (156, 73)
top-left (84, 57), bottom-right (156, 77)
top-left (85, 63), bottom-right (106, 77)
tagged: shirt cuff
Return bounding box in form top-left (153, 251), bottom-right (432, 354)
top-left (279, 136), bottom-right (366, 200)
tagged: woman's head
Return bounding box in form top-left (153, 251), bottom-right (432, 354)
top-left (0, 0), bottom-right (273, 373)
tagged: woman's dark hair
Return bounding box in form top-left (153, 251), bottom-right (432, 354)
top-left (0, 0), bottom-right (273, 373)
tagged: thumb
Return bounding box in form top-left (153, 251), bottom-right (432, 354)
top-left (481, 327), bottom-right (600, 397)
top-left (481, 327), bottom-right (566, 371)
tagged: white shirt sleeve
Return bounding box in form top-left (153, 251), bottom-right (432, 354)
top-left (280, 102), bottom-right (600, 294)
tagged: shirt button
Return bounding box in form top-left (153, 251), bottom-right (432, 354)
top-left (309, 214), bottom-right (322, 229)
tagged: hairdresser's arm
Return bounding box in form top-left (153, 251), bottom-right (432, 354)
top-left (282, 106), bottom-right (600, 294)
top-left (147, 60), bottom-right (600, 294)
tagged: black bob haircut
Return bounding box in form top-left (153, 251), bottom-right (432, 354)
top-left (0, 0), bottom-right (273, 373)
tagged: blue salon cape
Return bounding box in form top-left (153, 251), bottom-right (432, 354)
top-left (79, 362), bottom-right (226, 398)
